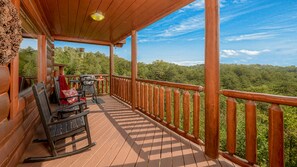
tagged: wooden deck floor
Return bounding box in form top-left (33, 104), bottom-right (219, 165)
top-left (18, 96), bottom-right (236, 167)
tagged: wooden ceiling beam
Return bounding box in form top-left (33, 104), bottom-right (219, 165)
top-left (53, 36), bottom-right (112, 46)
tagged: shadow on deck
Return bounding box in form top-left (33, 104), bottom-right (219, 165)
top-left (18, 96), bottom-right (235, 167)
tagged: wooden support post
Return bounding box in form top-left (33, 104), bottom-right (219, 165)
top-left (109, 44), bottom-right (114, 95)
top-left (131, 30), bottom-right (137, 111)
top-left (9, 0), bottom-right (20, 118)
top-left (204, 0), bottom-right (220, 159)
top-left (38, 35), bottom-right (47, 83)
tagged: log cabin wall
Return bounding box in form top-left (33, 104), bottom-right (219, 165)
top-left (46, 40), bottom-right (54, 95)
top-left (0, 65), bottom-right (40, 167)
top-left (0, 0), bottom-right (53, 166)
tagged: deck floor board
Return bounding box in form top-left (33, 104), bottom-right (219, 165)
top-left (19, 96), bottom-right (235, 167)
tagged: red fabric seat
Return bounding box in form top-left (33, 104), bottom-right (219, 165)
top-left (58, 75), bottom-right (86, 105)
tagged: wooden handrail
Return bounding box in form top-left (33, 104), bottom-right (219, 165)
top-left (221, 89), bottom-right (297, 107)
top-left (136, 78), bottom-right (204, 92)
top-left (112, 75), bottom-right (131, 80)
top-left (65, 74), bottom-right (109, 78)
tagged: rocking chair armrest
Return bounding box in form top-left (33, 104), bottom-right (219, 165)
top-left (48, 110), bottom-right (90, 125)
top-left (56, 101), bottom-right (86, 113)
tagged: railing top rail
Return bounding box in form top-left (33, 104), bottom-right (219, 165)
top-left (65, 74), bottom-right (109, 77)
top-left (112, 75), bottom-right (132, 80)
top-left (221, 89), bottom-right (297, 107)
top-left (136, 78), bottom-right (204, 92)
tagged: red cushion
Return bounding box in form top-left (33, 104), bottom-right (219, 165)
top-left (62, 88), bottom-right (78, 104)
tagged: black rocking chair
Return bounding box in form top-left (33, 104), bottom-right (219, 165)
top-left (54, 76), bottom-right (87, 118)
top-left (24, 83), bottom-right (95, 163)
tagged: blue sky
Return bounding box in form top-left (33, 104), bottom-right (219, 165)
top-left (21, 0), bottom-right (297, 66)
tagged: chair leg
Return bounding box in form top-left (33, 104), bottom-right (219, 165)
top-left (84, 116), bottom-right (92, 145)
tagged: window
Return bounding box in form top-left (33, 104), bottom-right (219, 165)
top-left (19, 38), bottom-right (38, 92)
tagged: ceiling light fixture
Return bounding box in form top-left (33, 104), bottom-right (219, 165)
top-left (90, 12), bottom-right (105, 21)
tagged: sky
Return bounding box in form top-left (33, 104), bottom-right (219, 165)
top-left (21, 0), bottom-right (297, 66)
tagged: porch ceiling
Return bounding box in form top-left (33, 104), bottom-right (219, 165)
top-left (23, 0), bottom-right (194, 44)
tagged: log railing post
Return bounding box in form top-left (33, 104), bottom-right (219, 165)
top-left (131, 30), bottom-right (137, 111)
top-left (245, 100), bottom-right (257, 164)
top-left (269, 104), bottom-right (284, 167)
top-left (227, 98), bottom-right (237, 155)
top-left (204, 0), bottom-right (220, 158)
top-left (193, 92), bottom-right (200, 139)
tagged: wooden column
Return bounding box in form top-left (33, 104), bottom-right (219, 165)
top-left (38, 35), bottom-right (47, 83)
top-left (131, 30), bottom-right (137, 111)
top-left (9, 0), bottom-right (20, 118)
top-left (109, 44), bottom-right (114, 95)
top-left (204, 0), bottom-right (220, 158)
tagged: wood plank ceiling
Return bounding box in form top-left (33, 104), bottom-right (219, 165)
top-left (33, 0), bottom-right (194, 44)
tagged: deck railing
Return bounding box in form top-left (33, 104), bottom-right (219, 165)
top-left (64, 74), bottom-right (109, 95)
top-left (112, 75), bottom-right (205, 144)
top-left (221, 90), bottom-right (297, 167)
top-left (112, 75), bottom-right (132, 104)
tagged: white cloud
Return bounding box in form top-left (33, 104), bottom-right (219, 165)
top-left (239, 49), bottom-right (270, 56)
top-left (183, 1), bottom-right (205, 10)
top-left (221, 49), bottom-right (270, 58)
top-left (159, 15), bottom-right (204, 37)
top-left (221, 50), bottom-right (239, 58)
top-left (172, 61), bottom-right (204, 66)
top-left (225, 33), bottom-right (275, 41)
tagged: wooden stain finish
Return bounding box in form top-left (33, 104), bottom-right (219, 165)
top-left (149, 85), bottom-right (153, 114)
top-left (131, 30), bottom-right (137, 111)
top-left (174, 89), bottom-right (180, 129)
top-left (204, 0), bottom-right (220, 158)
top-left (141, 83), bottom-right (144, 109)
top-left (227, 98), bottom-right (237, 155)
top-left (245, 100), bottom-right (257, 164)
top-left (144, 84), bottom-right (148, 113)
top-left (136, 78), bottom-right (203, 92)
top-left (153, 86), bottom-right (159, 117)
top-left (269, 104), bottom-right (284, 167)
top-left (193, 92), bottom-right (200, 139)
top-left (166, 88), bottom-right (172, 124)
top-left (37, 35), bottom-right (47, 83)
top-left (159, 87), bottom-right (165, 120)
top-left (183, 91), bottom-right (190, 133)
top-left (109, 45), bottom-right (113, 95)
top-left (221, 90), bottom-right (297, 107)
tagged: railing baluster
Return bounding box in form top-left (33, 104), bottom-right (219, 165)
top-left (183, 91), bottom-right (190, 133)
top-left (149, 85), bottom-right (153, 114)
top-left (141, 83), bottom-right (144, 110)
top-left (174, 89), bottom-right (180, 128)
top-left (166, 88), bottom-right (172, 124)
top-left (245, 100), bottom-right (257, 164)
top-left (227, 97), bottom-right (237, 155)
top-left (193, 92), bottom-right (200, 139)
top-left (159, 87), bottom-right (165, 121)
top-left (97, 78), bottom-right (100, 94)
top-left (269, 104), bottom-right (284, 167)
top-left (154, 86), bottom-right (159, 117)
top-left (101, 80), bottom-right (104, 94)
top-left (144, 84), bottom-right (148, 113)
top-left (137, 82), bottom-right (141, 108)
top-left (106, 78), bottom-right (109, 94)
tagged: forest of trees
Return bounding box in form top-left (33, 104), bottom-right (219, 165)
top-left (20, 47), bottom-right (297, 166)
